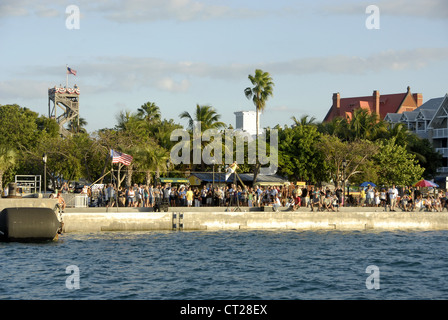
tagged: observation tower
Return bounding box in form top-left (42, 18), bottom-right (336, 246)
top-left (48, 85), bottom-right (80, 137)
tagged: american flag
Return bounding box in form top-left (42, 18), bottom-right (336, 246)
top-left (67, 66), bottom-right (77, 76)
top-left (110, 149), bottom-right (133, 166)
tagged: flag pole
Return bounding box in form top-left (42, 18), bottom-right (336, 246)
top-left (110, 151), bottom-right (114, 186)
top-left (66, 64), bottom-right (68, 88)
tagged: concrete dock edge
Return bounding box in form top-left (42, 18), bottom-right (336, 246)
top-left (60, 207), bottom-right (448, 232)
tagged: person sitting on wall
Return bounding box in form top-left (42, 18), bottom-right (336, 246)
top-left (56, 192), bottom-right (66, 212)
top-left (273, 195), bottom-right (282, 212)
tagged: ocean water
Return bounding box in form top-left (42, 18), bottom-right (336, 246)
top-left (1, 230), bottom-right (447, 300)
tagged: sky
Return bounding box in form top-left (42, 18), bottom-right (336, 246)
top-left (1, 0), bottom-right (447, 133)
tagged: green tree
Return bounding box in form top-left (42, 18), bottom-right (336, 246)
top-left (277, 124), bottom-right (328, 183)
top-left (137, 101), bottom-right (161, 125)
top-left (378, 122), bottom-right (442, 179)
top-left (28, 135), bottom-right (84, 190)
top-left (318, 109), bottom-right (388, 142)
top-left (135, 143), bottom-right (170, 185)
top-left (373, 138), bottom-right (424, 186)
top-left (406, 135), bottom-right (442, 179)
top-left (179, 104), bottom-right (225, 132)
top-left (36, 116), bottom-right (60, 137)
top-left (179, 104), bottom-right (226, 171)
top-left (0, 145), bottom-right (16, 192)
top-left (291, 115), bottom-right (316, 127)
top-left (0, 104), bottom-right (40, 149)
top-left (316, 135), bottom-right (379, 187)
top-left (244, 69), bottom-right (274, 183)
top-left (68, 116), bottom-right (88, 134)
top-left (317, 117), bottom-right (345, 137)
top-left (342, 109), bottom-right (387, 141)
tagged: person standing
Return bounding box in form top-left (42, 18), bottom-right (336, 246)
top-left (335, 185), bottom-right (343, 207)
top-left (388, 184), bottom-right (399, 211)
top-left (186, 187), bottom-right (194, 207)
top-left (380, 188), bottom-right (387, 208)
top-left (310, 187), bottom-right (320, 212)
top-left (360, 188), bottom-right (366, 207)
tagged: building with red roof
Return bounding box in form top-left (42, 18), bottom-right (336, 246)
top-left (323, 86), bottom-right (423, 122)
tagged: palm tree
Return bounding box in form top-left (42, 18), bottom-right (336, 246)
top-left (244, 69), bottom-right (274, 183)
top-left (68, 116), bottom-right (88, 134)
top-left (291, 115), bottom-right (316, 127)
top-left (135, 143), bottom-right (170, 185)
top-left (115, 110), bottom-right (147, 136)
top-left (317, 117), bottom-right (345, 137)
top-left (137, 102), bottom-right (161, 125)
top-left (152, 119), bottom-right (183, 151)
top-left (179, 104), bottom-right (225, 132)
top-left (179, 105), bottom-right (226, 170)
top-left (343, 108), bottom-right (387, 141)
top-left (244, 69), bottom-right (274, 137)
top-left (384, 122), bottom-right (411, 146)
top-left (0, 145), bottom-right (16, 193)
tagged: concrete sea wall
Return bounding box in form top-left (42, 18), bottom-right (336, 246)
top-left (0, 198), bottom-right (58, 212)
top-left (61, 207), bottom-right (448, 232)
top-left (2, 199), bottom-right (447, 232)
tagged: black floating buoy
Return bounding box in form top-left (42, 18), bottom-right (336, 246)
top-left (0, 207), bottom-right (62, 242)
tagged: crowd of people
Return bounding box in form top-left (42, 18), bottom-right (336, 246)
top-left (357, 184), bottom-right (448, 212)
top-left (82, 183), bottom-right (344, 211)
top-left (54, 181), bottom-right (448, 213)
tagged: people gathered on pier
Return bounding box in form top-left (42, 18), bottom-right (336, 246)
top-left (54, 181), bottom-right (448, 213)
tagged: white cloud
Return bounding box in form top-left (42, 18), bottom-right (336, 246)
top-left (94, 0), bottom-right (264, 22)
top-left (155, 77), bottom-right (190, 92)
top-left (322, 0), bottom-right (448, 19)
top-left (0, 0), bottom-right (64, 18)
top-left (268, 48), bottom-right (448, 75)
top-left (0, 0), bottom-right (265, 22)
top-left (3, 47), bottom-right (447, 98)
top-left (0, 79), bottom-right (49, 100)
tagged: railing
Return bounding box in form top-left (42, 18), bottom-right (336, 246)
top-left (433, 128), bottom-right (448, 139)
top-left (435, 148), bottom-right (448, 157)
top-left (60, 193), bottom-right (88, 208)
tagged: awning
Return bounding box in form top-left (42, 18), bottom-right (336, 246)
top-left (189, 172), bottom-right (289, 185)
top-left (160, 178), bottom-right (189, 183)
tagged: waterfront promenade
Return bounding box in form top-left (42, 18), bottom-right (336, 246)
top-left (60, 205), bottom-right (448, 233)
top-left (1, 198), bottom-right (448, 233)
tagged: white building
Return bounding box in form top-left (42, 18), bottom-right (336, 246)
top-left (234, 110), bottom-right (261, 136)
top-left (385, 94), bottom-right (448, 181)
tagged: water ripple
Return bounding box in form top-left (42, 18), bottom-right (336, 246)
top-left (1, 230), bottom-right (447, 299)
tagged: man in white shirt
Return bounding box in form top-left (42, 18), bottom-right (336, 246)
top-left (388, 184), bottom-right (399, 211)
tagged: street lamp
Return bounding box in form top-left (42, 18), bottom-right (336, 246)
top-left (342, 159), bottom-right (347, 206)
top-left (211, 159), bottom-right (216, 190)
top-left (165, 159), bottom-right (170, 186)
top-left (42, 153), bottom-right (47, 195)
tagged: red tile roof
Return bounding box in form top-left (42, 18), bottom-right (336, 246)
top-left (324, 90), bottom-right (421, 122)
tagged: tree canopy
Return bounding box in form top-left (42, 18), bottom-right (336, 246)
top-left (0, 76), bottom-right (441, 191)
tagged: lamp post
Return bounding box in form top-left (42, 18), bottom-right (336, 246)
top-left (165, 159), bottom-right (170, 186)
top-left (218, 164), bottom-right (222, 186)
top-left (211, 159), bottom-right (216, 191)
top-left (42, 153), bottom-right (47, 195)
top-left (342, 159), bottom-right (347, 206)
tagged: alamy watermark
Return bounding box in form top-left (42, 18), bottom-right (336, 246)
top-left (365, 5), bottom-right (380, 30)
top-left (65, 265), bottom-right (80, 289)
top-left (66, 5), bottom-right (80, 30)
top-left (170, 122), bottom-right (278, 175)
top-left (365, 265), bottom-right (380, 290)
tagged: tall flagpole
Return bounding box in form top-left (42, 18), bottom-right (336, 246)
top-left (66, 64), bottom-right (68, 88)
top-left (110, 151), bottom-right (114, 186)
